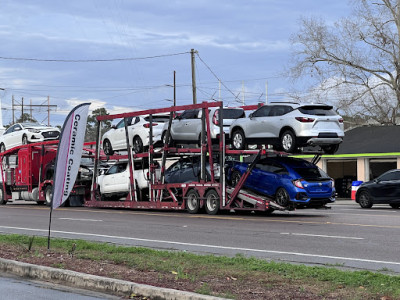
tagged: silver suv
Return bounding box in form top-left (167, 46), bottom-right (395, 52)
top-left (229, 103), bottom-right (344, 154)
top-left (162, 107), bottom-right (245, 145)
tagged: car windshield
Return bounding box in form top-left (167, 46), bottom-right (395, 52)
top-left (294, 167), bottom-right (325, 179)
top-left (22, 123), bottom-right (46, 128)
top-left (221, 109), bottom-right (245, 119)
top-left (298, 106), bottom-right (337, 116)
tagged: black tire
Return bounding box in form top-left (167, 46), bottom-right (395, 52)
top-left (322, 144), bottom-right (339, 155)
top-left (186, 189), bottom-right (200, 214)
top-left (280, 130), bottom-right (297, 153)
top-left (230, 170), bottom-right (242, 187)
top-left (103, 139), bottom-right (114, 155)
top-left (162, 131), bottom-right (174, 147)
top-left (389, 203), bottom-right (400, 209)
top-left (275, 188), bottom-right (290, 207)
top-left (22, 135), bottom-right (28, 145)
top-left (45, 185), bottom-right (53, 207)
top-left (205, 189), bottom-right (220, 215)
top-left (232, 129), bottom-right (245, 150)
top-left (132, 136), bottom-right (144, 153)
top-left (357, 190), bottom-right (373, 208)
top-left (0, 144), bottom-right (5, 153)
top-left (0, 187), bottom-right (7, 205)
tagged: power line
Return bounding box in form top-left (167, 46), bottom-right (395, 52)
top-left (0, 51), bottom-right (191, 63)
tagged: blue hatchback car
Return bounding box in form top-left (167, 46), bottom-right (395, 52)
top-left (227, 156), bottom-right (335, 208)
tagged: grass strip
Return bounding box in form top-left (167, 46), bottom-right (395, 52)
top-left (1, 233), bottom-right (399, 299)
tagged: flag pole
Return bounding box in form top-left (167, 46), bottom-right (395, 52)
top-left (47, 205), bottom-right (53, 250)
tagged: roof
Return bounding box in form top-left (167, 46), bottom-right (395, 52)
top-left (336, 125), bottom-right (400, 154)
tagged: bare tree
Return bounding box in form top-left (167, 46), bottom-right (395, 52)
top-left (290, 0), bottom-right (400, 124)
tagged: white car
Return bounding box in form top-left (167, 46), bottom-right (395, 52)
top-left (0, 122), bottom-right (60, 152)
top-left (96, 160), bottom-right (160, 200)
top-left (102, 115), bottom-right (169, 155)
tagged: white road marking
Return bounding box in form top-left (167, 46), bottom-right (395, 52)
top-left (280, 232), bottom-right (364, 240)
top-left (58, 218), bottom-right (103, 222)
top-left (0, 225), bottom-right (398, 267)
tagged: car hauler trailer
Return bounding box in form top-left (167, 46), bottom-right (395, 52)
top-left (86, 101), bottom-right (306, 214)
top-left (0, 141), bottom-right (93, 206)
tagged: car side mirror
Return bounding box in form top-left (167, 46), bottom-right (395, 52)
top-left (111, 125), bottom-right (117, 129)
top-left (249, 113), bottom-right (253, 118)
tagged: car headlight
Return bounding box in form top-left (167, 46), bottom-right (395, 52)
top-left (28, 129), bottom-right (41, 133)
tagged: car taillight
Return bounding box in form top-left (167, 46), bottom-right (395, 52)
top-left (338, 118), bottom-right (344, 123)
top-left (143, 123), bottom-right (158, 128)
top-left (213, 110), bottom-right (219, 125)
top-left (292, 179), bottom-right (304, 189)
top-left (295, 117), bottom-right (315, 123)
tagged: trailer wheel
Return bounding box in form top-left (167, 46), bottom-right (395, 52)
top-left (0, 187), bottom-right (7, 205)
top-left (186, 189), bottom-right (200, 214)
top-left (45, 185), bottom-right (53, 206)
top-left (205, 189), bottom-right (220, 215)
top-left (103, 139), bottom-right (114, 155)
top-left (132, 136), bottom-right (144, 153)
top-left (275, 188), bottom-right (290, 207)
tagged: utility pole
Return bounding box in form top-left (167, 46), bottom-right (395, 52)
top-left (30, 99), bottom-right (33, 120)
top-left (47, 96), bottom-right (50, 125)
top-left (12, 95), bottom-right (14, 124)
top-left (265, 81), bottom-right (268, 104)
top-left (241, 81), bottom-right (245, 105)
top-left (191, 49), bottom-right (197, 104)
top-left (21, 97), bottom-right (24, 121)
top-left (173, 70), bottom-right (176, 107)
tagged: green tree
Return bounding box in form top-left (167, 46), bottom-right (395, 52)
top-left (85, 108), bottom-right (112, 142)
top-left (15, 113), bottom-right (37, 123)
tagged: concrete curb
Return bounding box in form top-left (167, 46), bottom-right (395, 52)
top-left (0, 257), bottom-right (226, 300)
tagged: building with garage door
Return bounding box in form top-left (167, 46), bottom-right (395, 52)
top-left (305, 125), bottom-right (400, 198)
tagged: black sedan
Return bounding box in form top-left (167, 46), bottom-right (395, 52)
top-left (356, 169), bottom-right (400, 208)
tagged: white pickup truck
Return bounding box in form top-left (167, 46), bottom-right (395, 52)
top-left (97, 160), bottom-right (160, 200)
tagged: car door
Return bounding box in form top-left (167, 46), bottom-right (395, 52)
top-left (113, 117), bottom-right (135, 149)
top-left (112, 163), bottom-right (129, 193)
top-left (266, 105), bottom-right (293, 138)
top-left (370, 171), bottom-right (400, 201)
top-left (8, 124), bottom-right (23, 148)
top-left (101, 164), bottom-right (120, 193)
top-left (164, 161), bottom-right (182, 183)
top-left (245, 106), bottom-right (271, 138)
top-left (172, 109), bottom-right (200, 141)
top-left (250, 160), bottom-right (280, 196)
top-left (1, 125), bottom-right (15, 149)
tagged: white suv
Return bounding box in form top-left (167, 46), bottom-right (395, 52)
top-left (102, 115), bottom-right (169, 155)
top-left (96, 160), bottom-right (160, 200)
top-left (162, 107), bottom-right (245, 145)
top-left (229, 103), bottom-right (344, 154)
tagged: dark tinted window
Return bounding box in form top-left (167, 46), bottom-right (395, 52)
top-left (298, 106), bottom-right (337, 116)
top-left (379, 171), bottom-right (400, 181)
top-left (221, 109), bottom-right (245, 119)
top-left (256, 160), bottom-right (288, 175)
top-left (268, 105), bottom-right (293, 116)
top-left (180, 109), bottom-right (199, 119)
top-left (294, 167), bottom-right (324, 179)
top-left (144, 115), bottom-right (170, 123)
top-left (252, 106), bottom-right (270, 117)
top-left (4, 126), bottom-right (14, 135)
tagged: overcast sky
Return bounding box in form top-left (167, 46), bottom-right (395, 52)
top-left (0, 0), bottom-right (351, 126)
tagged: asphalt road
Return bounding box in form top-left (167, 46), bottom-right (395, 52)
top-left (0, 200), bottom-right (399, 273)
